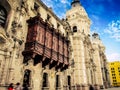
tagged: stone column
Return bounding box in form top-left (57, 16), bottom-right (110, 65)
top-left (32, 66), bottom-right (41, 90)
top-left (31, 64), bottom-right (45, 90)
top-left (0, 51), bottom-right (11, 85)
top-left (4, 53), bottom-right (12, 85)
top-left (93, 45), bottom-right (103, 87)
top-left (8, 42), bottom-right (18, 84)
top-left (72, 36), bottom-right (87, 89)
top-left (82, 84), bottom-right (89, 90)
top-left (87, 67), bottom-right (91, 84)
top-left (49, 70), bottom-right (56, 90)
top-left (6, 9), bottom-right (15, 32)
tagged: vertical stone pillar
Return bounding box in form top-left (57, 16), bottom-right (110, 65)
top-left (73, 36), bottom-right (87, 88)
top-left (32, 66), bottom-right (41, 90)
top-left (8, 42), bottom-right (19, 84)
top-left (6, 9), bottom-right (15, 33)
top-left (93, 45), bottom-right (103, 87)
top-left (49, 70), bottom-right (56, 90)
top-left (4, 54), bottom-right (11, 85)
top-left (0, 51), bottom-right (11, 85)
top-left (87, 67), bottom-right (91, 84)
top-left (82, 84), bottom-right (89, 90)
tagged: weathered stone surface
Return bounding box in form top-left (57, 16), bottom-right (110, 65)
top-left (0, 0), bottom-right (110, 90)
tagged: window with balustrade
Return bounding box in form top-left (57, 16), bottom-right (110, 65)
top-left (23, 69), bottom-right (31, 87)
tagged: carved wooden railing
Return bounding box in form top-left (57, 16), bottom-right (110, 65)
top-left (22, 15), bottom-right (69, 70)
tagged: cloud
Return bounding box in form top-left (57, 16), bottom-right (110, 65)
top-left (104, 20), bottom-right (120, 41)
top-left (61, 0), bottom-right (69, 4)
top-left (91, 14), bottom-right (99, 21)
top-left (41, 0), bottom-right (70, 19)
top-left (107, 53), bottom-right (120, 62)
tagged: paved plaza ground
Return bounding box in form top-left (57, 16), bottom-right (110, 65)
top-left (1, 86), bottom-right (120, 90)
top-left (101, 87), bottom-right (120, 90)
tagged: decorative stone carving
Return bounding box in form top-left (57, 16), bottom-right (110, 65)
top-left (0, 27), bottom-right (12, 49)
top-left (8, 0), bottom-right (19, 10)
top-left (21, 0), bottom-right (34, 16)
top-left (62, 19), bottom-right (71, 34)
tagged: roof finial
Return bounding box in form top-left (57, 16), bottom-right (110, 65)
top-left (71, 0), bottom-right (80, 7)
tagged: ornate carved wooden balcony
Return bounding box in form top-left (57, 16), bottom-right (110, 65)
top-left (22, 15), bottom-right (70, 70)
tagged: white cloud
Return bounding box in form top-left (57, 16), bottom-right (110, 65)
top-left (41, 0), bottom-right (71, 19)
top-left (107, 53), bottom-right (120, 62)
top-left (104, 20), bottom-right (120, 41)
top-left (91, 15), bottom-right (99, 21)
top-left (61, 0), bottom-right (67, 4)
top-left (61, 0), bottom-right (70, 4)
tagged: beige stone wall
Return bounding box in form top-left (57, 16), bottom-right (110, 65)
top-left (66, 1), bottom-right (109, 89)
top-left (66, 5), bottom-right (91, 35)
top-left (0, 0), bottom-right (68, 90)
top-left (66, 1), bottom-right (90, 88)
top-left (0, 0), bottom-right (109, 90)
top-left (93, 43), bottom-right (103, 85)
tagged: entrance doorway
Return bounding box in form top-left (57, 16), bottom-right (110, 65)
top-left (68, 76), bottom-right (71, 90)
top-left (23, 69), bottom-right (31, 86)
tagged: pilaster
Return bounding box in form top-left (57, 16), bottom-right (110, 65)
top-left (93, 44), bottom-right (103, 86)
top-left (72, 35), bottom-right (87, 85)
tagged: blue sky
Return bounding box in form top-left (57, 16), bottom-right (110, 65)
top-left (41, 0), bottom-right (120, 62)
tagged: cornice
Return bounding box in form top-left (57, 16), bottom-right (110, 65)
top-left (37, 0), bottom-right (63, 25)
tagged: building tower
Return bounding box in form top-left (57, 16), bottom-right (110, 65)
top-left (66, 0), bottom-right (91, 89)
top-left (92, 33), bottom-right (109, 88)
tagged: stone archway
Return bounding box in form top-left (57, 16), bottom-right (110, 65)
top-left (23, 69), bottom-right (31, 87)
top-left (42, 72), bottom-right (49, 90)
top-left (68, 76), bottom-right (71, 90)
top-left (0, 0), bottom-right (11, 13)
top-left (0, 0), bottom-right (12, 47)
top-left (0, 0), bottom-right (11, 29)
top-left (56, 75), bottom-right (60, 90)
top-left (0, 5), bottom-right (7, 28)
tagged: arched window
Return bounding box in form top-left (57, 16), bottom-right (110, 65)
top-left (42, 73), bottom-right (48, 87)
top-left (34, 2), bottom-right (39, 11)
top-left (68, 76), bottom-right (71, 90)
top-left (56, 75), bottom-right (60, 88)
top-left (73, 26), bottom-right (77, 32)
top-left (23, 69), bottom-right (31, 87)
top-left (0, 5), bottom-right (7, 28)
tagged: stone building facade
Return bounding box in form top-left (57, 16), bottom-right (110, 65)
top-left (66, 0), bottom-right (110, 89)
top-left (0, 0), bottom-right (109, 90)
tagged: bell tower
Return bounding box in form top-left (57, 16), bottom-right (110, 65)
top-left (66, 0), bottom-right (91, 89)
top-left (66, 0), bottom-right (91, 35)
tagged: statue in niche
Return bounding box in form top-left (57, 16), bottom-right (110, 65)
top-left (21, 0), bottom-right (34, 16)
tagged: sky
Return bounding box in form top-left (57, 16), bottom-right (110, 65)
top-left (41, 0), bottom-right (120, 62)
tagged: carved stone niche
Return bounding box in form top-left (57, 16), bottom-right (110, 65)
top-left (0, 27), bottom-right (11, 49)
top-left (0, 36), bottom-right (6, 44)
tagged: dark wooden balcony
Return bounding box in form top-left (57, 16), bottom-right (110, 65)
top-left (22, 15), bottom-right (70, 70)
